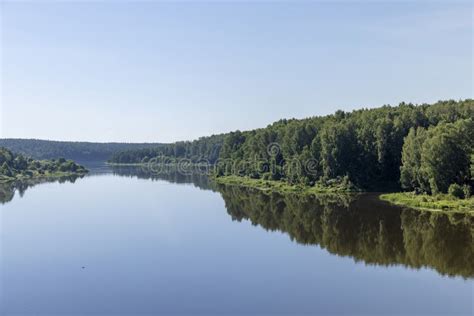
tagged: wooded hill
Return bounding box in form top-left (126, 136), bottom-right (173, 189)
top-left (0, 139), bottom-right (164, 161)
top-left (109, 99), bottom-right (473, 194)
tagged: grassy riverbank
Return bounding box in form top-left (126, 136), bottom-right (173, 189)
top-left (216, 175), bottom-right (474, 214)
top-left (380, 192), bottom-right (474, 214)
top-left (213, 175), bottom-right (358, 195)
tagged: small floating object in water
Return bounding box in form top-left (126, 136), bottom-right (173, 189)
top-left (82, 266), bottom-right (85, 269)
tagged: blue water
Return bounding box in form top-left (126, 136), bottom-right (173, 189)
top-left (0, 165), bottom-right (472, 315)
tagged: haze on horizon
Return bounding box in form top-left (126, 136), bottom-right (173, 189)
top-left (1, 1), bottom-right (472, 143)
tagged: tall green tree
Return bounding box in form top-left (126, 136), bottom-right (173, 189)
top-left (420, 119), bottom-right (473, 193)
top-left (400, 127), bottom-right (429, 192)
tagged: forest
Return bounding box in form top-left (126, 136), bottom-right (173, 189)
top-left (0, 139), bottom-right (164, 161)
top-left (110, 99), bottom-right (474, 197)
top-left (0, 147), bottom-right (88, 183)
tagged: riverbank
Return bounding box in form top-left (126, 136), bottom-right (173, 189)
top-left (215, 176), bottom-right (474, 214)
top-left (213, 175), bottom-right (358, 195)
top-left (380, 192), bottom-right (474, 214)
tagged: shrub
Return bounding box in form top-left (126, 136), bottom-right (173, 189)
top-left (463, 185), bottom-right (472, 199)
top-left (448, 183), bottom-right (464, 199)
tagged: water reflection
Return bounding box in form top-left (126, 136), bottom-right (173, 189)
top-left (2, 165), bottom-right (472, 279)
top-left (218, 185), bottom-right (474, 279)
top-left (0, 175), bottom-right (85, 204)
top-left (109, 167), bottom-right (474, 278)
top-left (109, 164), bottom-right (214, 191)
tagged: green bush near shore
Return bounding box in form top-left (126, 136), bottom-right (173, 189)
top-left (213, 175), bottom-right (359, 195)
top-left (380, 192), bottom-right (474, 213)
top-left (0, 147), bottom-right (88, 183)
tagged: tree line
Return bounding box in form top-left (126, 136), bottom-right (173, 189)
top-left (109, 134), bottom-right (225, 164)
top-left (0, 139), bottom-right (165, 161)
top-left (400, 119), bottom-right (473, 196)
top-left (109, 99), bottom-right (474, 193)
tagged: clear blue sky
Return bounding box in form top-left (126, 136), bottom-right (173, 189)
top-left (1, 1), bottom-right (472, 143)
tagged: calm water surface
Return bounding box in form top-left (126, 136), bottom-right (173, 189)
top-left (1, 164), bottom-right (472, 315)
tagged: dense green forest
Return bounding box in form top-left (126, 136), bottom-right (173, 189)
top-left (0, 147), bottom-right (87, 183)
top-left (110, 99), bottom-right (474, 195)
top-left (399, 119), bottom-right (473, 195)
top-left (0, 139), bottom-right (164, 161)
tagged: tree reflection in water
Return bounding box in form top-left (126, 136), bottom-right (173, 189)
top-left (110, 167), bottom-right (474, 279)
top-left (3, 166), bottom-right (472, 279)
top-left (0, 175), bottom-right (84, 205)
top-left (218, 185), bottom-right (473, 279)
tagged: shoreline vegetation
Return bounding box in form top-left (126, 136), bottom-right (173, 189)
top-left (0, 147), bottom-right (88, 184)
top-left (215, 176), bottom-right (474, 214)
top-left (105, 162), bottom-right (359, 192)
top-left (106, 100), bottom-right (473, 214)
top-left (107, 163), bottom-right (474, 214)
top-left (109, 162), bottom-right (474, 214)
top-left (213, 175), bottom-right (359, 194)
top-left (380, 193), bottom-right (474, 214)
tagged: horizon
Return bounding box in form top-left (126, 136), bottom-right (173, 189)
top-left (1, 1), bottom-right (472, 143)
top-left (1, 97), bottom-right (470, 144)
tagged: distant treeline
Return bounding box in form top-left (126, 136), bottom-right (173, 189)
top-left (110, 99), bottom-right (474, 193)
top-left (0, 139), bottom-right (165, 161)
top-left (110, 134), bottom-right (225, 164)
